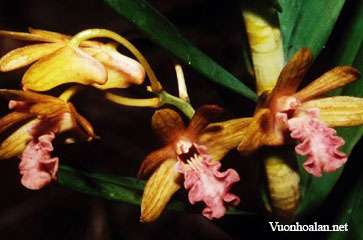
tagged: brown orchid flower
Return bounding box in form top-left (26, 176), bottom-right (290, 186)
top-left (0, 89), bottom-right (96, 190)
top-left (138, 105), bottom-right (252, 222)
top-left (237, 48), bottom-right (362, 177)
top-left (0, 28), bottom-right (145, 91)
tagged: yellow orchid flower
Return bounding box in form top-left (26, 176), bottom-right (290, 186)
top-left (138, 105), bottom-right (251, 222)
top-left (0, 89), bottom-right (96, 190)
top-left (237, 48), bottom-right (362, 177)
top-left (0, 28), bottom-right (145, 91)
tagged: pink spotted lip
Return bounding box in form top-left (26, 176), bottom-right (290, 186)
top-left (174, 139), bottom-right (240, 220)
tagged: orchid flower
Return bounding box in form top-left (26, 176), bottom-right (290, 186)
top-left (237, 48), bottom-right (362, 177)
top-left (0, 89), bottom-right (96, 189)
top-left (0, 28), bottom-right (145, 91)
top-left (138, 105), bottom-right (248, 222)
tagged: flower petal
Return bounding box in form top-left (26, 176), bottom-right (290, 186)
top-left (302, 96), bottom-right (363, 127)
top-left (22, 46), bottom-right (108, 91)
top-left (267, 48), bottom-right (312, 105)
top-left (28, 28), bottom-right (101, 48)
top-left (0, 30), bottom-right (62, 43)
top-left (185, 105), bottom-right (223, 141)
top-left (288, 113), bottom-right (347, 177)
top-left (28, 27), bottom-right (71, 41)
top-left (68, 102), bottom-right (98, 140)
top-left (237, 108), bottom-right (282, 155)
top-left (198, 118), bottom-right (252, 162)
top-left (0, 119), bottom-right (37, 159)
top-left (140, 159), bottom-right (182, 222)
top-left (293, 66), bottom-right (361, 102)
top-left (175, 154), bottom-right (240, 220)
top-left (0, 89), bottom-right (60, 102)
top-left (137, 145), bottom-right (174, 180)
top-left (151, 109), bottom-right (185, 145)
top-left (0, 111), bottom-right (33, 135)
top-left (29, 101), bottom-right (69, 119)
top-left (84, 46), bottom-right (145, 89)
top-left (19, 132), bottom-right (58, 190)
top-left (0, 43), bottom-right (64, 72)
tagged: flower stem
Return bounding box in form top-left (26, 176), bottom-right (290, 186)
top-left (70, 29), bottom-right (162, 93)
top-left (174, 63), bottom-right (190, 102)
top-left (158, 90), bottom-right (195, 119)
top-left (59, 85), bottom-right (84, 102)
top-left (105, 92), bottom-right (161, 107)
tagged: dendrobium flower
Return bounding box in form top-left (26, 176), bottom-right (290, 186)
top-left (0, 28), bottom-right (145, 91)
top-left (0, 89), bottom-right (96, 189)
top-left (237, 48), bottom-right (362, 177)
top-left (138, 105), bottom-right (242, 221)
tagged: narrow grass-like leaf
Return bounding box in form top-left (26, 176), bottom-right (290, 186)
top-left (103, 0), bottom-right (257, 101)
top-left (277, 0), bottom-right (345, 60)
top-left (277, 0), bottom-right (303, 59)
top-left (57, 164), bottom-right (252, 215)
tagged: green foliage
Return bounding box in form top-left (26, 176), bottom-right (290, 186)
top-left (277, 0), bottom-right (346, 60)
top-left (104, 0), bottom-right (257, 101)
top-left (58, 164), bottom-right (251, 215)
top-left (329, 167), bottom-right (363, 239)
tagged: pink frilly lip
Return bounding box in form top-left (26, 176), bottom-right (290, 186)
top-left (15, 99), bottom-right (62, 190)
top-left (175, 142), bottom-right (240, 220)
top-left (19, 132), bottom-right (59, 190)
top-left (287, 109), bottom-right (347, 177)
top-left (274, 96), bottom-right (347, 177)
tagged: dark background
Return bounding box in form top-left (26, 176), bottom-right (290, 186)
top-left (0, 0), bottom-right (361, 239)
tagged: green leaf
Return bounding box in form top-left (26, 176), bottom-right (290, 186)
top-left (58, 164), bottom-right (145, 205)
top-left (277, 0), bottom-right (346, 60)
top-left (57, 164), bottom-right (252, 216)
top-left (297, 9), bottom-right (363, 216)
top-left (329, 169), bottom-right (363, 239)
top-left (103, 0), bottom-right (257, 101)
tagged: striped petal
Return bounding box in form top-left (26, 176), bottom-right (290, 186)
top-left (68, 102), bottom-right (98, 140)
top-left (198, 117), bottom-right (252, 162)
top-left (0, 111), bottom-right (33, 135)
top-left (0, 30), bottom-right (61, 43)
top-left (28, 28), bottom-right (71, 41)
top-left (140, 159), bottom-right (182, 222)
top-left (267, 48), bottom-right (312, 105)
top-left (293, 66), bottom-right (360, 102)
top-left (185, 105), bottom-right (223, 141)
top-left (0, 43), bottom-right (64, 71)
top-left (29, 101), bottom-right (69, 119)
top-left (137, 145), bottom-right (174, 180)
top-left (302, 96), bottom-right (363, 127)
top-left (0, 89), bottom-right (60, 102)
top-left (28, 28), bottom-right (100, 47)
top-left (0, 119), bottom-right (37, 159)
top-left (237, 108), bottom-right (282, 155)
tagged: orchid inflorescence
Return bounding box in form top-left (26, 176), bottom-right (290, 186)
top-left (0, 26), bottom-right (362, 222)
